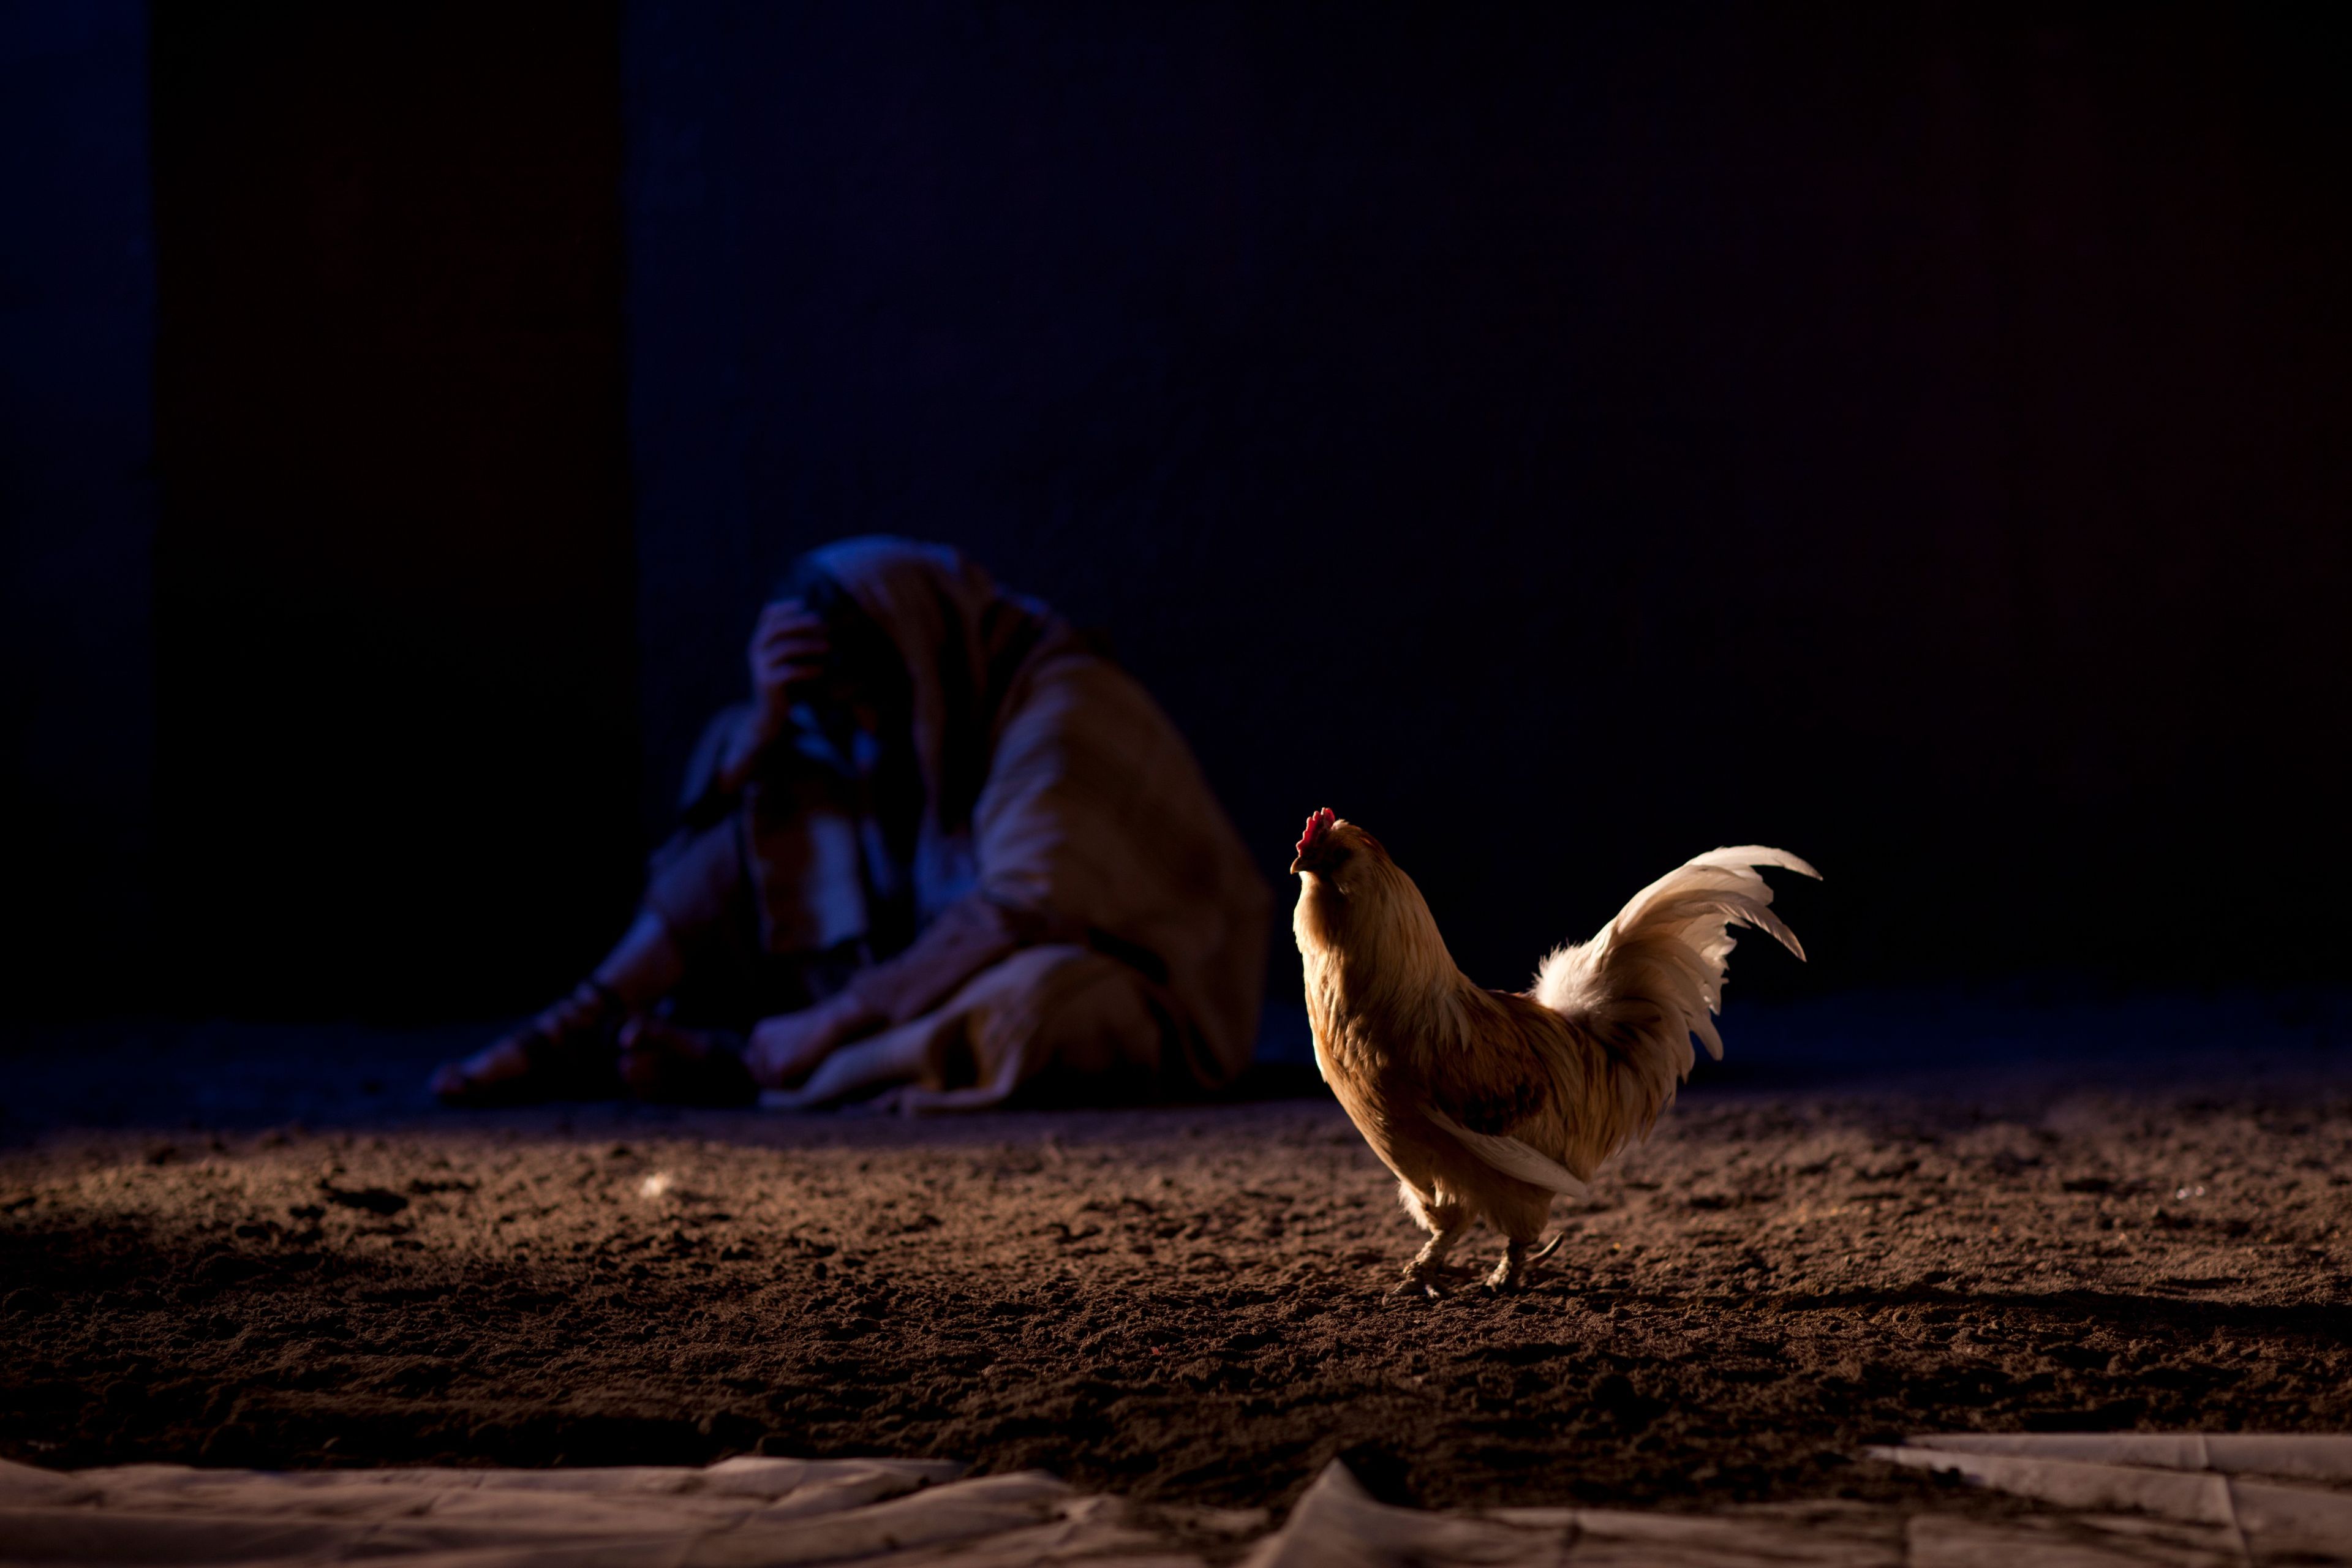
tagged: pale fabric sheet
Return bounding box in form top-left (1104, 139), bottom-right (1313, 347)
top-left (8, 1431), bottom-right (2351, 1566)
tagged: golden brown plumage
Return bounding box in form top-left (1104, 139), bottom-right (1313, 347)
top-left (1289, 808), bottom-right (1817, 1293)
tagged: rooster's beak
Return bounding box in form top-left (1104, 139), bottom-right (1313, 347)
top-left (1287, 855), bottom-right (1303, 876)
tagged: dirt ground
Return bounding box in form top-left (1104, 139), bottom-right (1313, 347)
top-left (4, 1038), bottom-right (2350, 1518)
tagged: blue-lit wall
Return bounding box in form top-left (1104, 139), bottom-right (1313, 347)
top-left (621, 4), bottom-right (2351, 995)
top-left (1, 2), bottom-right (156, 990)
top-left (4, 5), bottom-right (2348, 1015)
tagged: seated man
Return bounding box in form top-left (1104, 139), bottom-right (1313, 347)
top-left (431, 537), bottom-right (1268, 1110)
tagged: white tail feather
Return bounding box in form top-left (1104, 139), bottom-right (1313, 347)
top-left (1425, 1108), bottom-right (1593, 1199)
top-left (1532, 848), bottom-right (1817, 1085)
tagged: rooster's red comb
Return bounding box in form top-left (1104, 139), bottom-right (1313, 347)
top-left (1296, 807), bottom-right (1337, 860)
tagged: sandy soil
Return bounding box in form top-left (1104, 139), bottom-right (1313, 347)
top-left (4, 1060), bottom-right (2350, 1517)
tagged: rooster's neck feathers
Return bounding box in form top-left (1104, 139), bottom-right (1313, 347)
top-left (1296, 842), bottom-right (1454, 1006)
top-left (1295, 835), bottom-right (1477, 1084)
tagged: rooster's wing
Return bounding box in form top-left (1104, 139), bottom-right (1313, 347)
top-left (1417, 991), bottom-right (1590, 1200)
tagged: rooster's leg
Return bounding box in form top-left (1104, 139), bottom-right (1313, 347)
top-left (1394, 1193), bottom-right (1466, 1298)
top-left (1485, 1238), bottom-right (1532, 1291)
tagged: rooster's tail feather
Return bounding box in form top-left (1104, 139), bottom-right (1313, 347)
top-left (1529, 846), bottom-right (1815, 1134)
top-left (1425, 1107), bottom-right (1592, 1199)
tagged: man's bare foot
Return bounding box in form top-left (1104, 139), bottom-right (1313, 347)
top-left (430, 982), bottom-right (628, 1106)
top-left (616, 1017), bottom-right (758, 1107)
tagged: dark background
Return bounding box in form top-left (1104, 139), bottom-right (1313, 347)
top-left (6, 2), bottom-right (2348, 1023)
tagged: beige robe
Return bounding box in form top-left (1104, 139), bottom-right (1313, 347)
top-left (655, 538), bottom-right (1268, 1108)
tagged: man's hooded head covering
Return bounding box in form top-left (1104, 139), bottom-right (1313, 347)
top-left (787, 537), bottom-right (1068, 841)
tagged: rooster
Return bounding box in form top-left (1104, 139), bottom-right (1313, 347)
top-left (1289, 809), bottom-right (1817, 1295)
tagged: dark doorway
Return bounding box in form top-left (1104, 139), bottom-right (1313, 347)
top-left (149, 3), bottom-right (638, 1016)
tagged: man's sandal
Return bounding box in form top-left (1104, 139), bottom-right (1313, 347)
top-left (429, 981), bottom-right (630, 1106)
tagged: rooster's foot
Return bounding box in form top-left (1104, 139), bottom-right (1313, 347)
top-left (1482, 1240), bottom-right (1534, 1292)
top-left (1392, 1265), bottom-right (1447, 1300)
